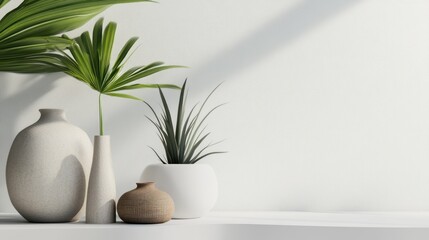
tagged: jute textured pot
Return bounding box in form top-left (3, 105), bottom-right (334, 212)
top-left (6, 109), bottom-right (92, 222)
top-left (140, 164), bottom-right (217, 218)
top-left (117, 182), bottom-right (174, 224)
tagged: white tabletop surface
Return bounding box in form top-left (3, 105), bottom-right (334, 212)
top-left (2, 211), bottom-right (429, 240)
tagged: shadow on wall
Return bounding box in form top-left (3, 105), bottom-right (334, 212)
top-left (0, 72), bottom-right (60, 211)
top-left (104, 0), bottom-right (362, 124)
top-left (101, 0), bottom-right (361, 192)
top-left (191, 0), bottom-right (361, 91)
top-left (99, 0), bottom-right (363, 158)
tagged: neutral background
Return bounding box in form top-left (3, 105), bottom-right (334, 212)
top-left (1, 0), bottom-right (429, 213)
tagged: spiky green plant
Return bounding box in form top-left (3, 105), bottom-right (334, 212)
top-left (40, 18), bottom-right (182, 135)
top-left (146, 80), bottom-right (225, 164)
top-left (0, 0), bottom-right (153, 73)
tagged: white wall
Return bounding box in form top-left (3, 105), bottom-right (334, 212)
top-left (2, 0), bottom-right (429, 213)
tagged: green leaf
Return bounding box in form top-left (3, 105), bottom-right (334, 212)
top-left (121, 65), bottom-right (186, 84)
top-left (0, 0), bottom-right (153, 73)
top-left (99, 22), bottom-right (117, 84)
top-left (184, 132), bottom-right (210, 163)
top-left (0, 37), bottom-right (72, 59)
top-left (92, 18), bottom-right (103, 56)
top-left (176, 80), bottom-right (187, 145)
top-left (146, 80), bottom-right (226, 164)
top-left (158, 87), bottom-right (179, 163)
top-left (112, 36), bottom-right (138, 70)
top-left (149, 146), bottom-right (167, 164)
top-left (110, 83), bottom-right (180, 92)
top-left (189, 140), bottom-right (225, 163)
top-left (105, 92), bottom-right (143, 101)
top-left (191, 151), bottom-right (226, 164)
top-left (0, 0), bottom-right (10, 9)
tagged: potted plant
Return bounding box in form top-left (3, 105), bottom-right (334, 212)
top-left (42, 18), bottom-right (182, 223)
top-left (141, 80), bottom-right (225, 218)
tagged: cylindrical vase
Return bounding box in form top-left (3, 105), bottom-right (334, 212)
top-left (86, 135), bottom-right (116, 224)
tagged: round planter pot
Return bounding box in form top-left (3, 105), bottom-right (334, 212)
top-left (6, 109), bottom-right (92, 222)
top-left (140, 164), bottom-right (218, 219)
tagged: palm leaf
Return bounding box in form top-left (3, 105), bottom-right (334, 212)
top-left (105, 92), bottom-right (143, 101)
top-left (43, 19), bottom-right (182, 135)
top-left (112, 83), bottom-right (180, 91)
top-left (0, 36), bottom-right (72, 59)
top-left (0, 0), bottom-right (10, 9)
top-left (0, 0), bottom-right (153, 73)
top-left (112, 36), bottom-right (139, 70)
top-left (100, 21), bottom-right (116, 83)
top-left (117, 65), bottom-right (184, 85)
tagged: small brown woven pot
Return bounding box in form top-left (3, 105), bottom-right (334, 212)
top-left (117, 182), bottom-right (174, 224)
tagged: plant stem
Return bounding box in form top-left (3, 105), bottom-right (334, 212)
top-left (98, 93), bottom-right (104, 135)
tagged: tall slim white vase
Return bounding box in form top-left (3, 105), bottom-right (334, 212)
top-left (86, 135), bottom-right (116, 223)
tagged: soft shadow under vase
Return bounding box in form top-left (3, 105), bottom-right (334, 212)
top-left (86, 135), bottom-right (116, 223)
top-left (6, 109), bottom-right (92, 222)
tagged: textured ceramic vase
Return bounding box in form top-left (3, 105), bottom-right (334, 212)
top-left (86, 135), bottom-right (116, 224)
top-left (117, 182), bottom-right (174, 224)
top-left (6, 109), bottom-right (92, 222)
top-left (140, 164), bottom-right (217, 219)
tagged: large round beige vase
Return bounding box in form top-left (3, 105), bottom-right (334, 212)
top-left (6, 109), bottom-right (93, 222)
top-left (140, 164), bottom-right (218, 219)
top-left (117, 182), bottom-right (174, 224)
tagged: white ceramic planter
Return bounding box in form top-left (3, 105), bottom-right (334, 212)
top-left (140, 164), bottom-right (218, 219)
top-left (86, 135), bottom-right (116, 224)
top-left (6, 109), bottom-right (92, 222)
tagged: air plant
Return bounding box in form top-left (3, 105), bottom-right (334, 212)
top-left (146, 80), bottom-right (225, 164)
top-left (0, 0), bottom-right (152, 73)
top-left (40, 18), bottom-right (182, 135)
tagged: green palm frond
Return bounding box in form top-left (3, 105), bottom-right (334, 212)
top-left (0, 0), bottom-right (11, 9)
top-left (0, 0), bottom-right (152, 73)
top-left (41, 18), bottom-right (182, 135)
top-left (146, 80), bottom-right (226, 164)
